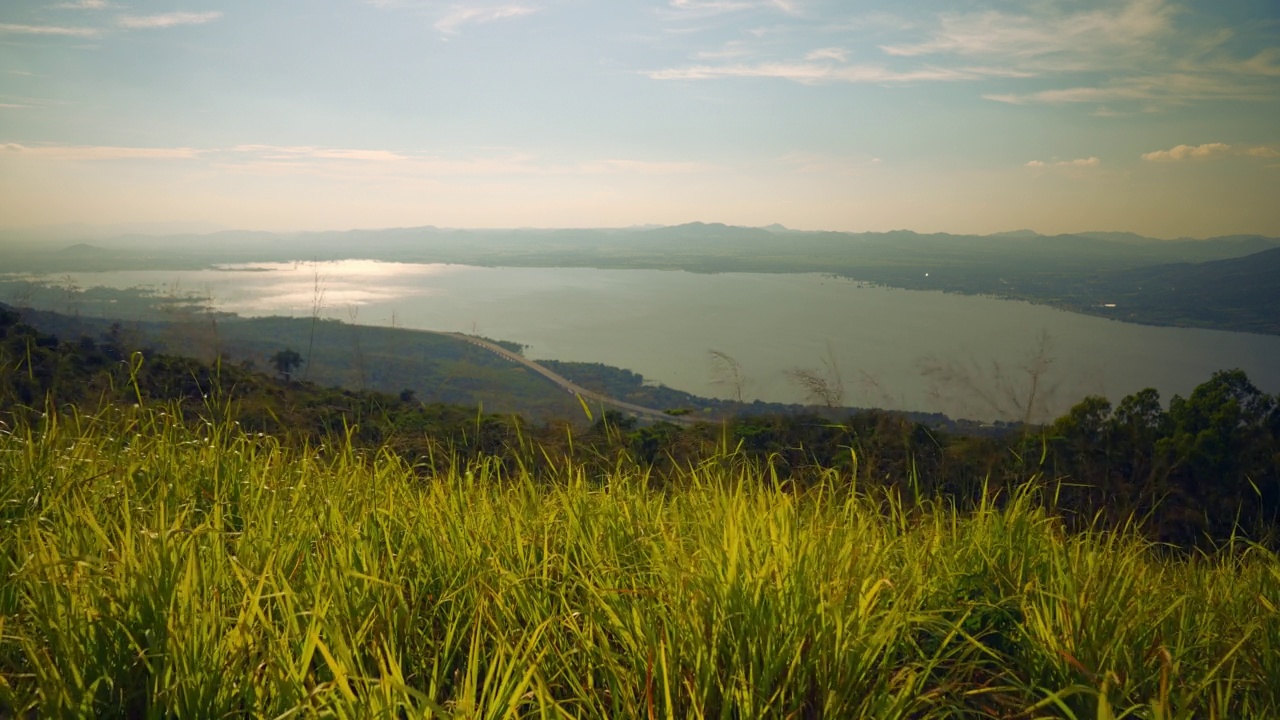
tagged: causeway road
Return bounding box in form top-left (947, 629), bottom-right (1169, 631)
top-left (438, 332), bottom-right (699, 426)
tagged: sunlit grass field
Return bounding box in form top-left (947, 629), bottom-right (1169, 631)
top-left (2, 405), bottom-right (1278, 718)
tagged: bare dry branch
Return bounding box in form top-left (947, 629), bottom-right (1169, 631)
top-left (708, 349), bottom-right (747, 403)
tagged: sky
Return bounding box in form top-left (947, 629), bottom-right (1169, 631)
top-left (1, 0), bottom-right (1278, 237)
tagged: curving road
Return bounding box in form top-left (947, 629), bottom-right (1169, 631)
top-left (437, 332), bottom-right (699, 426)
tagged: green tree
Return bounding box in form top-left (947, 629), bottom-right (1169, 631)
top-left (1049, 395), bottom-right (1114, 490)
top-left (270, 348), bottom-right (304, 382)
top-left (1158, 370), bottom-right (1277, 541)
top-left (1107, 388), bottom-right (1168, 496)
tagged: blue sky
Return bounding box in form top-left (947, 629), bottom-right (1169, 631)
top-left (1, 0), bottom-right (1277, 236)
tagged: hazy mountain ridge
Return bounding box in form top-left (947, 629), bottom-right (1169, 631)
top-left (8, 219), bottom-right (1276, 264)
top-left (1085, 245), bottom-right (1280, 335)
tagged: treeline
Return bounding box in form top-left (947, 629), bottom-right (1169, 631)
top-left (540, 358), bottom-right (975, 432)
top-left (702, 373), bottom-right (1279, 546)
top-left (2, 306), bottom-right (1277, 548)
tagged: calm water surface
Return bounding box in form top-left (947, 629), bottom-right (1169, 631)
top-left (39, 261), bottom-right (1280, 421)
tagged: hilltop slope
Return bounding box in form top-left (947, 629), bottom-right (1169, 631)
top-left (1085, 245), bottom-right (1280, 334)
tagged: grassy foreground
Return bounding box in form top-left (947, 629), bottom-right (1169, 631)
top-left (1, 406), bottom-right (1278, 718)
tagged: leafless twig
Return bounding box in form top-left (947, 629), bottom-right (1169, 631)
top-left (708, 349), bottom-right (747, 403)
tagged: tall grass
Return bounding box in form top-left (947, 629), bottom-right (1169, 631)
top-left (1, 404), bottom-right (1277, 718)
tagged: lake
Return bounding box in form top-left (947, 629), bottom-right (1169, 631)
top-left (27, 260), bottom-right (1280, 421)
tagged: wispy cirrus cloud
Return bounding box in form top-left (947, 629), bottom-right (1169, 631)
top-left (879, 0), bottom-right (1174, 64)
top-left (1140, 143), bottom-right (1280, 161)
top-left (654, 0), bottom-right (1279, 108)
top-left (225, 145), bottom-right (715, 177)
top-left (0, 8), bottom-right (219, 38)
top-left (669, 0), bottom-right (753, 11)
top-left (882, 0), bottom-right (1279, 109)
top-left (220, 148), bottom-right (543, 179)
top-left (433, 4), bottom-right (538, 35)
top-left (664, 0), bottom-right (797, 19)
top-left (1, 142), bottom-right (716, 179)
top-left (116, 12), bottom-right (222, 29)
top-left (51, 0), bottom-right (114, 9)
top-left (1026, 157), bottom-right (1101, 168)
top-left (647, 58), bottom-right (1029, 84)
top-left (804, 47), bottom-right (847, 62)
top-left (0, 22), bottom-right (99, 36)
top-left (576, 158), bottom-right (712, 175)
top-left (234, 145), bottom-right (409, 163)
top-left (0, 142), bottom-right (199, 160)
top-left (984, 55), bottom-right (1280, 106)
top-left (0, 94), bottom-right (62, 109)
top-left (693, 40), bottom-right (755, 60)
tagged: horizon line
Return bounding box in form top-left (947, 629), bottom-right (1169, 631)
top-left (2, 221), bottom-right (1278, 243)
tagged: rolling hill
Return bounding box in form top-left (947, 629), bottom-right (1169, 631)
top-left (1083, 245), bottom-right (1280, 335)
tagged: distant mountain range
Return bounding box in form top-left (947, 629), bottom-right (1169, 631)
top-left (7, 220), bottom-right (1269, 265)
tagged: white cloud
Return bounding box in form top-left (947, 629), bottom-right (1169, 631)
top-left (116, 12), bottom-right (222, 29)
top-left (666, 1), bottom-right (755, 16)
top-left (0, 23), bottom-right (99, 36)
top-left (661, 0), bottom-right (799, 21)
top-left (0, 143), bottom-right (199, 160)
top-left (1026, 157), bottom-right (1101, 169)
top-left (984, 62), bottom-right (1280, 106)
top-left (576, 159), bottom-right (713, 175)
top-left (694, 41), bottom-right (753, 60)
top-left (652, 0), bottom-right (1240, 99)
top-left (868, 0), bottom-right (1279, 109)
top-left (1140, 143), bottom-right (1280, 161)
top-left (434, 5), bottom-right (538, 35)
top-left (880, 0), bottom-right (1174, 62)
top-left (218, 149), bottom-right (540, 179)
top-left (804, 47), bottom-right (847, 62)
top-left (1233, 48), bottom-right (1280, 77)
top-left (231, 145), bottom-right (411, 163)
top-left (1141, 143), bottom-right (1232, 161)
top-left (1, 142), bottom-right (716, 182)
top-left (647, 61), bottom-right (1020, 84)
top-left (51, 0), bottom-right (113, 8)
top-left (231, 145), bottom-right (716, 177)
top-left (986, 86), bottom-right (1156, 104)
top-left (0, 94), bottom-right (60, 106)
top-left (0, 9), bottom-right (220, 38)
